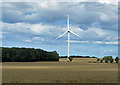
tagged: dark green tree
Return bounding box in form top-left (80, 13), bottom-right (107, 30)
top-left (69, 56), bottom-right (73, 61)
top-left (105, 59), bottom-right (108, 63)
top-left (103, 56), bottom-right (113, 63)
top-left (110, 59), bottom-right (113, 63)
top-left (97, 58), bottom-right (100, 62)
top-left (100, 59), bottom-right (103, 63)
top-left (115, 57), bottom-right (119, 63)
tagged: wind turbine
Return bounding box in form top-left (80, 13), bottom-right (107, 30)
top-left (56, 14), bottom-right (81, 61)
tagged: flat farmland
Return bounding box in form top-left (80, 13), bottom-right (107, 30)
top-left (2, 58), bottom-right (118, 83)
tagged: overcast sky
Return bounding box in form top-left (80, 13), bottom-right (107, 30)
top-left (1, 0), bottom-right (119, 58)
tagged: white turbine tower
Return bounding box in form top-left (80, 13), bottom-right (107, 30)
top-left (56, 14), bottom-right (81, 61)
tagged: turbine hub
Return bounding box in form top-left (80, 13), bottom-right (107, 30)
top-left (68, 31), bottom-right (70, 33)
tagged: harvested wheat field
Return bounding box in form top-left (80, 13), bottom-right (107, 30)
top-left (2, 58), bottom-right (118, 83)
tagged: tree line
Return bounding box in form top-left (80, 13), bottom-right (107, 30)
top-left (1, 47), bottom-right (119, 63)
top-left (97, 56), bottom-right (119, 63)
top-left (61, 56), bottom-right (97, 58)
top-left (2, 47), bottom-right (59, 62)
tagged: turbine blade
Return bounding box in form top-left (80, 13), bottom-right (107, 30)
top-left (70, 31), bottom-right (81, 38)
top-left (67, 14), bottom-right (69, 31)
top-left (56, 31), bottom-right (67, 40)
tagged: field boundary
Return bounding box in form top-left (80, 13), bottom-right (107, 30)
top-left (1, 83), bottom-right (119, 85)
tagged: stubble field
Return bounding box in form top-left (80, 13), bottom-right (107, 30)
top-left (2, 58), bottom-right (118, 83)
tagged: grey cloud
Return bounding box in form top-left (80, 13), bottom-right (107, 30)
top-left (1, 2), bottom-right (118, 46)
top-left (2, 2), bottom-right (118, 31)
